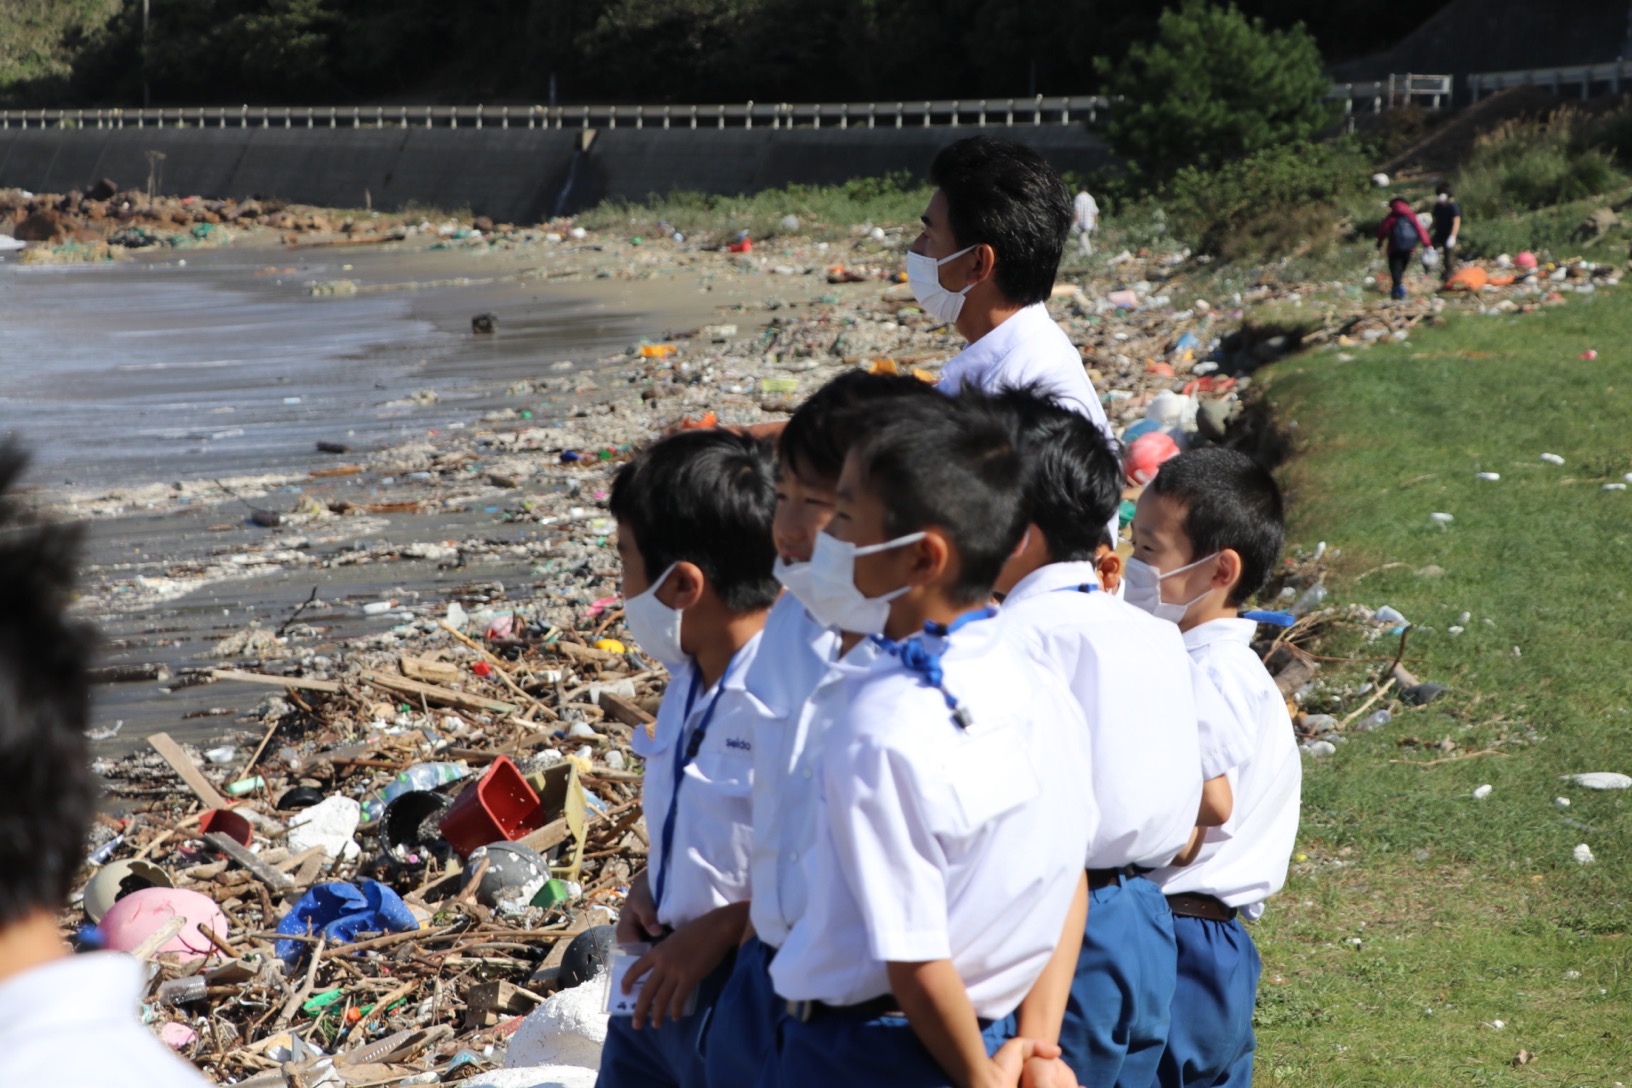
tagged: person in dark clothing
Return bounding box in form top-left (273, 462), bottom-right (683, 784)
top-left (1430, 182), bottom-right (1462, 285)
top-left (1376, 197), bottom-right (1431, 300)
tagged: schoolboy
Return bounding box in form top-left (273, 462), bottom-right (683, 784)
top-left (911, 135), bottom-right (1117, 546)
top-left (599, 429), bottom-right (782, 1088)
top-left (1127, 448), bottom-right (1303, 1088)
top-left (767, 393), bottom-right (1097, 1088)
top-left (987, 389), bottom-right (1233, 1088)
top-left (0, 443), bottom-right (213, 1087)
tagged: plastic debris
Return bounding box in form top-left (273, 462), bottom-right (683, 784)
top-left (1472, 784), bottom-right (1493, 800)
top-left (1562, 772), bottom-right (1632, 790)
top-left (1573, 843), bottom-right (1596, 865)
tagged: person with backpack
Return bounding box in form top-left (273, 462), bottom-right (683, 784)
top-left (1377, 197), bottom-right (1431, 300)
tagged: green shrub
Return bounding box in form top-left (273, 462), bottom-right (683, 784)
top-left (1454, 111), bottom-right (1627, 219)
top-left (1160, 139), bottom-right (1370, 258)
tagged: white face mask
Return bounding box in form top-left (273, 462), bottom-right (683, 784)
top-left (622, 562), bottom-right (688, 669)
top-left (782, 531), bottom-right (927, 635)
top-left (906, 245), bottom-right (976, 324)
top-left (1123, 552), bottom-right (1219, 624)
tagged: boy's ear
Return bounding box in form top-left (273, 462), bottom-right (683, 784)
top-left (660, 561), bottom-right (708, 610)
top-left (1212, 549), bottom-right (1244, 595)
top-left (908, 530), bottom-right (953, 587)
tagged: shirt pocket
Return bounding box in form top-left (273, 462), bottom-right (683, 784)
top-left (942, 728), bottom-right (1040, 831)
top-left (690, 719), bottom-right (756, 798)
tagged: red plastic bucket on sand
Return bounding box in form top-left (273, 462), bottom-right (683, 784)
top-left (438, 756), bottom-right (544, 857)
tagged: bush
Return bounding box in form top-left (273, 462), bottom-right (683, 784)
top-left (1454, 110), bottom-right (1627, 219)
top-left (1097, 0), bottom-right (1338, 185)
top-left (1159, 139), bottom-right (1371, 258)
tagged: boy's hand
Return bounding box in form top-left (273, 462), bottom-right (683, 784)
top-left (1020, 1055), bottom-right (1081, 1088)
top-left (615, 870), bottom-right (664, 945)
top-left (624, 902), bottom-right (747, 1029)
top-left (985, 1038), bottom-right (1064, 1088)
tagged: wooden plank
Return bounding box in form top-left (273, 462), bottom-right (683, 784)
top-left (597, 690), bottom-right (655, 728)
top-left (205, 832), bottom-right (295, 892)
top-left (400, 655), bottom-right (461, 685)
top-left (359, 670), bottom-right (517, 716)
top-left (148, 731), bottom-right (232, 809)
top-left (211, 668), bottom-right (343, 694)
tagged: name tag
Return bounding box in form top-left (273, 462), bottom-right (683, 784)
top-left (604, 943), bottom-right (698, 1017)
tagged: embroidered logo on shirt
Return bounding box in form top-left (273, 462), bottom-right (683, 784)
top-left (725, 737), bottom-right (752, 752)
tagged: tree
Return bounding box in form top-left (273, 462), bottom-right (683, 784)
top-left (1098, 0), bottom-right (1336, 184)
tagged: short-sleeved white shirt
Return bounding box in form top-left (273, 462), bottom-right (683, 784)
top-left (632, 632), bottom-right (768, 930)
top-left (1073, 191), bottom-right (1099, 232)
top-left (770, 613), bottom-right (1097, 1020)
top-left (743, 593), bottom-right (852, 948)
top-left (1150, 618), bottom-right (1303, 918)
top-left (1002, 561), bottom-right (1203, 869)
top-left (0, 953), bottom-right (213, 1087)
top-left (934, 303), bottom-right (1117, 544)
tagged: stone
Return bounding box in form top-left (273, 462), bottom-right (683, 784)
top-left (87, 177), bottom-right (119, 201)
top-left (13, 210), bottom-right (65, 243)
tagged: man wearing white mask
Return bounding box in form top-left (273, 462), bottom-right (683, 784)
top-left (912, 136), bottom-right (1116, 545)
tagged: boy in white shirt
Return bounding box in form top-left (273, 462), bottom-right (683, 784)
top-left (988, 389), bottom-right (1233, 1088)
top-left (767, 393), bottom-right (1097, 1088)
top-left (601, 430), bottom-right (782, 1088)
top-left (0, 444), bottom-right (212, 1088)
top-left (705, 369), bottom-right (938, 1088)
top-left (1126, 448), bottom-right (1303, 1088)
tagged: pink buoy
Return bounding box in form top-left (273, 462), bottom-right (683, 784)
top-left (99, 887), bottom-right (227, 962)
top-left (1515, 251), bottom-right (1538, 270)
top-left (1126, 432), bottom-right (1181, 485)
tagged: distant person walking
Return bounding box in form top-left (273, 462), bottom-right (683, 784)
top-left (1072, 189), bottom-right (1099, 257)
top-left (1430, 181), bottom-right (1461, 285)
top-left (1377, 196), bottom-right (1430, 300)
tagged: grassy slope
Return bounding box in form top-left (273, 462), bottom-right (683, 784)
top-left (1254, 293), bottom-right (1632, 1085)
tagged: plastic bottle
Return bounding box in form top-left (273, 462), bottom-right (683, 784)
top-left (1290, 582), bottom-right (1329, 616)
top-left (157, 977), bottom-right (208, 1005)
top-left (361, 762), bottom-right (470, 821)
top-left (1353, 710), bottom-right (1392, 732)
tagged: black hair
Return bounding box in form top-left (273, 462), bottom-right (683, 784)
top-left (778, 370), bottom-right (940, 483)
top-left (983, 385), bottom-right (1122, 563)
top-left (0, 443), bottom-right (97, 928)
top-left (929, 135), bottom-right (1072, 306)
top-left (1146, 447), bottom-right (1285, 605)
top-left (848, 393), bottom-right (1024, 604)
top-left (1436, 180), bottom-right (1452, 196)
top-left (609, 429), bottom-right (780, 613)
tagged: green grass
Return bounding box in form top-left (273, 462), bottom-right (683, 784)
top-left (1253, 291), bottom-right (1632, 1085)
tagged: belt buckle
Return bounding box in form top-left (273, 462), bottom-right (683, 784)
top-left (786, 999), bottom-right (816, 1024)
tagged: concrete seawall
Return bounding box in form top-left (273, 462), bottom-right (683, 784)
top-left (0, 124), bottom-right (1110, 220)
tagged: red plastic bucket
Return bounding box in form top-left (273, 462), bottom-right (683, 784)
top-left (438, 756), bottom-right (544, 857)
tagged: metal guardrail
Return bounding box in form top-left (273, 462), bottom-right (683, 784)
top-left (1469, 60), bottom-right (1632, 101)
top-left (0, 96), bottom-right (1112, 132)
top-left (1326, 74), bottom-right (1453, 114)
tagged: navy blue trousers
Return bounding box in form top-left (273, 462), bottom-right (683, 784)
top-left (1059, 874), bottom-right (1176, 1088)
top-left (597, 948), bottom-right (738, 1088)
top-left (703, 936), bottom-right (779, 1088)
top-left (1155, 914), bottom-right (1260, 1088)
top-left (775, 1009), bottom-right (1010, 1088)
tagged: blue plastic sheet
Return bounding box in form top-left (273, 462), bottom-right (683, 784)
top-left (275, 880), bottom-right (418, 962)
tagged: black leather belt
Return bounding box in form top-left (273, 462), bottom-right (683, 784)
top-left (1166, 892), bottom-right (1237, 921)
top-left (786, 994), bottom-right (904, 1023)
top-left (1087, 863), bottom-right (1150, 891)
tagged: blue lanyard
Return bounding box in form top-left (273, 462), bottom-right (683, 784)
top-left (651, 653), bottom-right (735, 915)
top-left (1055, 583), bottom-right (1099, 594)
top-left (871, 607), bottom-right (997, 730)
top-left (1241, 610), bottom-right (1294, 627)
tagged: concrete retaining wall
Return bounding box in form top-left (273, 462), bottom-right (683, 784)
top-left (0, 124), bottom-right (1110, 221)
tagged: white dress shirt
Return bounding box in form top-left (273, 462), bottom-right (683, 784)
top-left (1151, 618), bottom-right (1303, 918)
top-left (744, 593), bottom-right (851, 948)
top-left (0, 952), bottom-right (213, 1087)
top-left (770, 612), bottom-right (1097, 1020)
top-left (934, 303), bottom-right (1117, 543)
top-left (1002, 561), bottom-right (1203, 869)
top-left (632, 632), bottom-right (768, 930)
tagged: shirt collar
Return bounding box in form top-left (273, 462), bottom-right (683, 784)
top-left (1004, 560), bottom-right (1101, 605)
top-left (946, 302), bottom-right (1052, 372)
top-left (1181, 616), bottom-right (1259, 650)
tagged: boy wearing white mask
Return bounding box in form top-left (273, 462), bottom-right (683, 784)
top-left (600, 429), bottom-right (781, 1088)
top-left (705, 370), bottom-right (937, 1088)
top-left (987, 388), bottom-right (1234, 1088)
top-left (911, 136), bottom-right (1115, 546)
top-left (767, 393), bottom-right (1096, 1088)
top-left (1127, 448), bottom-right (1302, 1088)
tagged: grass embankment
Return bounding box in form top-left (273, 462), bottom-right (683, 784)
top-left (1252, 294), bottom-right (1632, 1085)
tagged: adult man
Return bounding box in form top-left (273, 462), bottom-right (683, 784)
top-left (910, 135), bottom-right (1116, 542)
top-left (0, 444), bottom-right (210, 1087)
top-left (1073, 189), bottom-right (1099, 257)
top-left (1431, 181), bottom-right (1461, 285)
